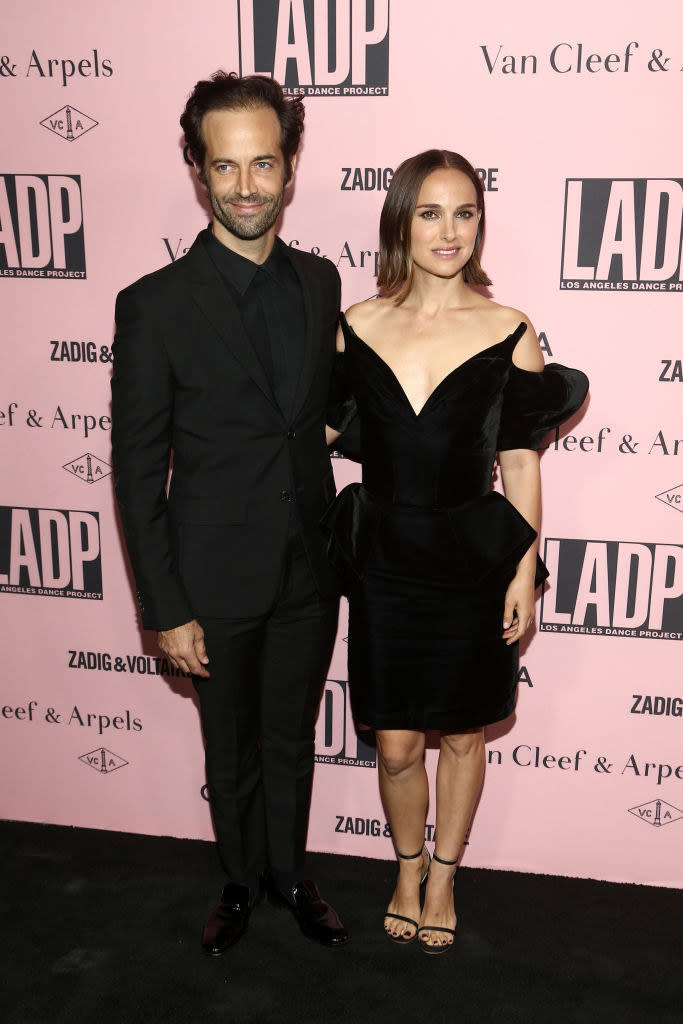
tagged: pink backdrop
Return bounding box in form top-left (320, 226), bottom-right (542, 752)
top-left (1, 1), bottom-right (681, 887)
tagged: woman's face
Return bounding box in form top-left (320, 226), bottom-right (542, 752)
top-left (409, 168), bottom-right (481, 281)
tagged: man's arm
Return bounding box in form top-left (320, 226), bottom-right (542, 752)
top-left (112, 285), bottom-right (210, 676)
top-left (111, 287), bottom-right (195, 626)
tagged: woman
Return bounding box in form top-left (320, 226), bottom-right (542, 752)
top-left (324, 150), bottom-right (588, 955)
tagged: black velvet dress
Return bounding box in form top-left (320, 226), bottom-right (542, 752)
top-left (324, 313), bottom-right (589, 732)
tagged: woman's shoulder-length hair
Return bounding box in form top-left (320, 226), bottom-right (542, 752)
top-left (378, 149), bottom-right (491, 303)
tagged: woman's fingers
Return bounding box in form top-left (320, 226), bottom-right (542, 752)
top-left (502, 606), bottom-right (535, 644)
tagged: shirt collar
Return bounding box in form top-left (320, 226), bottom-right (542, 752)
top-left (203, 228), bottom-right (292, 295)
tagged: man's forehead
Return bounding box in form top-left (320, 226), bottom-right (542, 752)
top-left (202, 106), bottom-right (283, 157)
top-left (203, 105), bottom-right (279, 132)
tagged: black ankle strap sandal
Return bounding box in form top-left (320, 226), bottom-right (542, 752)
top-left (416, 852), bottom-right (457, 956)
top-left (384, 845), bottom-right (431, 945)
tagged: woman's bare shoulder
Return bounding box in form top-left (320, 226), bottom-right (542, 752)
top-left (344, 296), bottom-right (393, 334)
top-left (477, 300), bottom-right (530, 333)
top-left (487, 303), bottom-right (544, 371)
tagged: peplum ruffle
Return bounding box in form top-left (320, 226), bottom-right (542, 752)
top-left (322, 484), bottom-right (549, 594)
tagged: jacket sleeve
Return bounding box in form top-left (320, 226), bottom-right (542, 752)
top-left (111, 284), bottom-right (194, 630)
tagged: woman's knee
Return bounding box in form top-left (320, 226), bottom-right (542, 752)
top-left (440, 727), bottom-right (485, 760)
top-left (376, 731), bottom-right (424, 776)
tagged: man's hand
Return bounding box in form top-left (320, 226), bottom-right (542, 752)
top-left (157, 619), bottom-right (210, 678)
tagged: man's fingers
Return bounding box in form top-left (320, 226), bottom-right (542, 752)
top-left (158, 620), bottom-right (209, 677)
top-left (182, 660), bottom-right (210, 678)
top-left (178, 646), bottom-right (210, 677)
top-left (194, 631), bottom-right (209, 665)
top-left (162, 644), bottom-right (210, 677)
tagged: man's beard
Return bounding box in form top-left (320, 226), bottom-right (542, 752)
top-left (209, 188), bottom-right (285, 241)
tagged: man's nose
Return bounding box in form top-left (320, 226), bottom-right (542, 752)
top-left (236, 168), bottom-right (255, 197)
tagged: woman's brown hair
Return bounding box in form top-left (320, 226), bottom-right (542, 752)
top-left (378, 150), bottom-right (491, 302)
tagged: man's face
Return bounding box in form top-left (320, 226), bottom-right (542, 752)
top-left (199, 105), bottom-right (292, 245)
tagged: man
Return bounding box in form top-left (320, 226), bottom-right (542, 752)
top-left (112, 71), bottom-right (348, 954)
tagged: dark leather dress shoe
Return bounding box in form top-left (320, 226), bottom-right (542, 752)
top-left (201, 882), bottom-right (251, 956)
top-left (273, 880), bottom-right (348, 947)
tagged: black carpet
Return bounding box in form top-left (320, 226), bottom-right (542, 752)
top-left (2, 820), bottom-right (679, 1023)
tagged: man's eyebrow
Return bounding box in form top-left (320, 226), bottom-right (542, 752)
top-left (210, 153), bottom-right (279, 164)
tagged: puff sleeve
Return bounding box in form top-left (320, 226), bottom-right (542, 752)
top-left (497, 363), bottom-right (589, 451)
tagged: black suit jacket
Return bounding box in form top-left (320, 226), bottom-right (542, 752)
top-left (111, 231), bottom-right (341, 630)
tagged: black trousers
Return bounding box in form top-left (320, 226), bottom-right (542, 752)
top-left (193, 528), bottom-right (338, 893)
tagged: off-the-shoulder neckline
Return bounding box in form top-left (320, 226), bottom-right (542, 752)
top-left (340, 314), bottom-right (530, 417)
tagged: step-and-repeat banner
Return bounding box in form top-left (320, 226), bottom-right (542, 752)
top-left (1, 1), bottom-right (681, 887)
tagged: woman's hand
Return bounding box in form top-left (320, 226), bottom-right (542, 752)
top-left (501, 573), bottom-right (536, 645)
top-left (498, 445), bottom-right (541, 646)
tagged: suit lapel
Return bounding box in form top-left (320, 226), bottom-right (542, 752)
top-left (184, 234), bottom-right (280, 413)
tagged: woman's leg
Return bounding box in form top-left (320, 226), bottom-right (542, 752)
top-left (419, 727), bottom-right (485, 948)
top-left (376, 728), bottom-right (428, 939)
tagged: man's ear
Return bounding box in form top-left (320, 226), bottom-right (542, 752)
top-left (194, 161), bottom-right (207, 186)
top-left (285, 154), bottom-right (298, 188)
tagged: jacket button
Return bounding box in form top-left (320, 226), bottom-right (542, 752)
top-left (287, 429), bottom-right (296, 439)
top-left (280, 490), bottom-right (293, 502)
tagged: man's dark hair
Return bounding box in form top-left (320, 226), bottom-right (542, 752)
top-left (180, 71), bottom-right (305, 184)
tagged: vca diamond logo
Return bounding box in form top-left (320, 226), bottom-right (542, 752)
top-left (79, 747), bottom-right (128, 774)
top-left (628, 798), bottom-right (682, 828)
top-left (40, 105), bottom-right (98, 141)
top-left (655, 483), bottom-right (683, 514)
top-left (63, 453), bottom-right (111, 485)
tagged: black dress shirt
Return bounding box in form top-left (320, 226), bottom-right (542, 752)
top-left (203, 228), bottom-right (306, 419)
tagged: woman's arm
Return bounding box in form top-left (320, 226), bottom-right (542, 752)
top-left (498, 448), bottom-right (541, 645)
top-left (496, 312), bottom-right (545, 644)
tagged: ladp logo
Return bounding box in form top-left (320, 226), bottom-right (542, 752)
top-left (0, 174), bottom-right (86, 278)
top-left (238, 0), bottom-right (390, 96)
top-left (561, 179), bottom-right (683, 291)
top-left (540, 539), bottom-right (683, 640)
top-left (315, 679), bottom-right (376, 767)
top-left (0, 506), bottom-right (102, 599)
